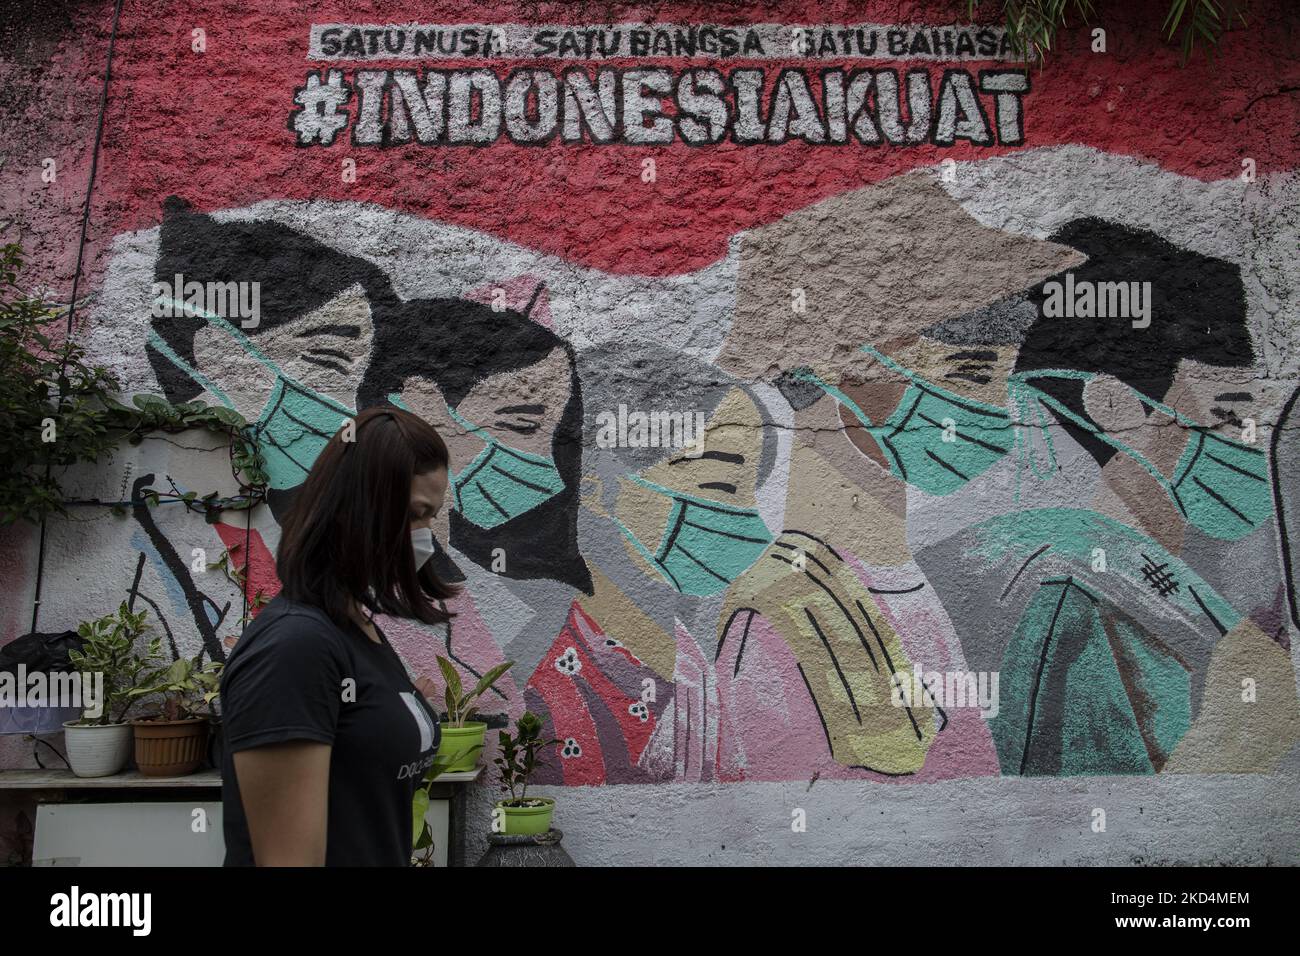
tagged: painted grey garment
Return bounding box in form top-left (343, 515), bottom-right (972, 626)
top-left (1275, 385), bottom-right (1300, 633)
top-left (220, 596), bottom-right (440, 866)
top-left (915, 509), bottom-right (1236, 775)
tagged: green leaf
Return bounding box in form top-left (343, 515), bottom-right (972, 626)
top-left (467, 660), bottom-right (515, 702)
top-left (208, 406), bottom-right (246, 427)
top-left (412, 787), bottom-right (430, 846)
top-left (131, 394), bottom-right (171, 413)
top-left (435, 656), bottom-right (463, 710)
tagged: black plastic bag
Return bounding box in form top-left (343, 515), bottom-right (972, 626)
top-left (0, 630), bottom-right (84, 675)
top-left (0, 630), bottom-right (86, 735)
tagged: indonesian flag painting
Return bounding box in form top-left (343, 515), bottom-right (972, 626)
top-left (1, 0), bottom-right (1299, 783)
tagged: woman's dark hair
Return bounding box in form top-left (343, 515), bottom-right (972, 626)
top-left (275, 405), bottom-right (459, 629)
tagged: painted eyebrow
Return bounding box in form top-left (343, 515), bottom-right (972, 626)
top-left (945, 350), bottom-right (999, 361)
top-left (303, 347), bottom-right (353, 361)
top-left (698, 481), bottom-right (737, 494)
top-left (1213, 392), bottom-right (1253, 401)
top-left (669, 450), bottom-right (744, 465)
top-left (496, 404), bottom-right (545, 414)
top-left (295, 324), bottom-right (362, 338)
top-left (300, 356), bottom-right (350, 374)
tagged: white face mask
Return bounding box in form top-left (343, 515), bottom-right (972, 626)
top-left (411, 527), bottom-right (436, 570)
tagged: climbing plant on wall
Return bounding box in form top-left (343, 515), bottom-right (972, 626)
top-left (964, 0), bottom-right (1249, 64)
top-left (0, 242), bottom-right (267, 526)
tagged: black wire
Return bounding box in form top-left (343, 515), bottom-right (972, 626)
top-left (30, 736), bottom-right (71, 771)
top-left (29, 0), bottom-right (127, 634)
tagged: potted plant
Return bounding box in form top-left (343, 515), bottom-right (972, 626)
top-left (63, 604), bottom-right (163, 777)
top-left (434, 656), bottom-right (514, 772)
top-left (492, 711), bottom-right (561, 836)
top-left (125, 653), bottom-right (223, 777)
top-left (410, 752), bottom-right (462, 867)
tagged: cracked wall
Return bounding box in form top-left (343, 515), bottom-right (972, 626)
top-left (1, 0), bottom-right (1299, 864)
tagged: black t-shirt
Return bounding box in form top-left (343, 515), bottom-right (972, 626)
top-left (219, 596), bottom-right (441, 866)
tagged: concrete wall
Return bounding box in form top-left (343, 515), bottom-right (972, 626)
top-left (2, 1), bottom-right (1299, 864)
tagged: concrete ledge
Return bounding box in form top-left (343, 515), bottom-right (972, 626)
top-left (460, 774), bottom-right (1300, 866)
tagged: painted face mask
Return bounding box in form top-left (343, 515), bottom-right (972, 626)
top-left (148, 300), bottom-right (354, 491)
top-left (791, 344), bottom-right (1012, 496)
top-left (1009, 369), bottom-right (1273, 541)
top-left (613, 474), bottom-right (773, 596)
top-left (385, 393), bottom-right (565, 529)
top-left (442, 404), bottom-right (564, 530)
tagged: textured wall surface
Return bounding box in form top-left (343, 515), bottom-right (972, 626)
top-left (2, 0), bottom-right (1299, 865)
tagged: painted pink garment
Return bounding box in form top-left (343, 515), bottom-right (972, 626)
top-left (839, 557), bottom-right (1001, 782)
top-left (376, 586), bottom-right (527, 723)
top-left (648, 560), bottom-right (1001, 783)
top-left (708, 559), bottom-right (999, 782)
top-left (511, 564), bottom-right (1001, 785)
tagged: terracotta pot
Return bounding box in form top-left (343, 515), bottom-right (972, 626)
top-left (131, 718), bottom-right (210, 776)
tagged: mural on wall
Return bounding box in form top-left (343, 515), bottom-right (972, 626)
top-left (3, 2), bottom-right (1299, 784)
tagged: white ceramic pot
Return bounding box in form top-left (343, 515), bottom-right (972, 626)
top-left (62, 721), bottom-right (133, 777)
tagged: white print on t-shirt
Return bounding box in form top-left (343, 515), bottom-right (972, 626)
top-left (399, 691), bottom-right (437, 752)
top-left (398, 752), bottom-right (438, 781)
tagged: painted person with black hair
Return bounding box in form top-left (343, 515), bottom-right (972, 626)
top-left (913, 218), bottom-right (1300, 775)
top-left (1011, 217), bottom-right (1272, 552)
top-left (146, 197), bottom-right (589, 593)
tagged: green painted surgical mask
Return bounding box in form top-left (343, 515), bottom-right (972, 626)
top-left (148, 300), bottom-right (353, 491)
top-left (1169, 428), bottom-right (1271, 537)
top-left (613, 475), bottom-right (773, 596)
top-left (792, 344), bottom-right (1012, 496)
top-left (1009, 370), bottom-right (1273, 541)
top-left (442, 403), bottom-right (564, 529)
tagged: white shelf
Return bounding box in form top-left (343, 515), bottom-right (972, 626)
top-left (0, 765), bottom-right (483, 789)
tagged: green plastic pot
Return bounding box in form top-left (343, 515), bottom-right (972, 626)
top-left (437, 721), bottom-right (486, 771)
top-left (496, 797), bottom-right (555, 836)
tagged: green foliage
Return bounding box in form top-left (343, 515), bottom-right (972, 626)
top-left (66, 603), bottom-right (164, 726)
top-left (207, 546), bottom-right (269, 626)
top-left (0, 244), bottom-right (123, 524)
top-left (410, 752), bottom-right (464, 865)
top-left (435, 655), bottom-right (515, 728)
top-left (1161, 0), bottom-right (1248, 63)
top-left (126, 652), bottom-right (223, 722)
top-left (0, 242), bottom-right (268, 526)
top-left (962, 0), bottom-right (1247, 65)
top-left (492, 711), bottom-right (561, 805)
